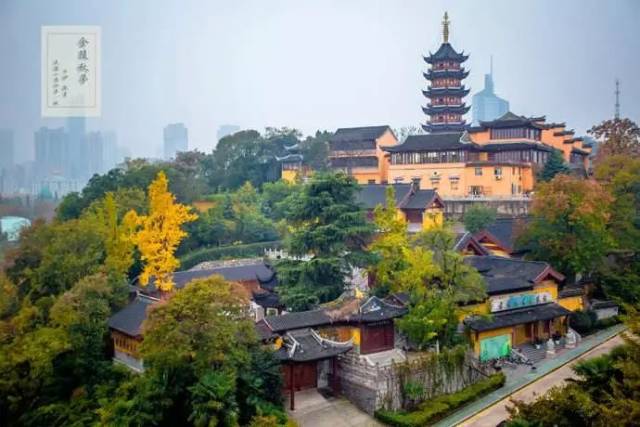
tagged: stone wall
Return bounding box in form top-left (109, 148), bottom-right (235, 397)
top-left (338, 349), bottom-right (490, 414)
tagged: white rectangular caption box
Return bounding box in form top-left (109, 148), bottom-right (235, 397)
top-left (41, 26), bottom-right (101, 117)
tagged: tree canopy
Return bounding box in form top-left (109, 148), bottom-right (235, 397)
top-left (276, 173), bottom-right (374, 311)
top-left (589, 117), bottom-right (640, 160)
top-left (537, 149), bottom-right (570, 183)
top-left (518, 175), bottom-right (613, 281)
top-left (129, 171), bottom-right (198, 292)
top-left (463, 204), bottom-right (497, 233)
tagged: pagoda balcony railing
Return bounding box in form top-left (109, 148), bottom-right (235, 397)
top-left (427, 103), bottom-right (464, 108)
top-left (427, 85), bottom-right (463, 90)
top-left (431, 67), bottom-right (461, 72)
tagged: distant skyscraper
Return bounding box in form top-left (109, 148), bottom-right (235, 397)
top-left (66, 117), bottom-right (88, 180)
top-left (217, 124), bottom-right (240, 142)
top-left (34, 126), bottom-right (68, 180)
top-left (0, 129), bottom-right (14, 172)
top-left (163, 123), bottom-right (188, 160)
top-left (471, 61), bottom-right (509, 124)
top-left (86, 132), bottom-right (104, 177)
top-left (102, 131), bottom-right (119, 172)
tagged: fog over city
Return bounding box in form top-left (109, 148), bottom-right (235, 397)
top-left (1, 0), bottom-right (639, 161)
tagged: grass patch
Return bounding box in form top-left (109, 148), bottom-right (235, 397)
top-left (375, 373), bottom-right (506, 427)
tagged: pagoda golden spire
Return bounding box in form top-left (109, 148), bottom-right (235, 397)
top-left (442, 11), bottom-right (450, 43)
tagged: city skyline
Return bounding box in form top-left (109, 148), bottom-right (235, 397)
top-left (1, 0), bottom-right (639, 162)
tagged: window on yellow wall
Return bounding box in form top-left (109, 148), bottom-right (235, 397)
top-left (475, 167), bottom-right (482, 176)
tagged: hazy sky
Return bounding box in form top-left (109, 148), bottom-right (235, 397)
top-left (1, 0), bottom-right (639, 161)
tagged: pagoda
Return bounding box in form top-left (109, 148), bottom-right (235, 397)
top-left (422, 12), bottom-right (471, 133)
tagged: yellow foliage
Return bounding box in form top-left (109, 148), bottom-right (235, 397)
top-left (129, 172), bottom-right (198, 292)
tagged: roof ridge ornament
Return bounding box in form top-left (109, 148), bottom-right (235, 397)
top-left (442, 11), bottom-right (450, 43)
top-left (459, 130), bottom-right (471, 144)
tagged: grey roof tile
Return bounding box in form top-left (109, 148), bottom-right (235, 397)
top-left (108, 297), bottom-right (156, 336)
top-left (274, 328), bottom-right (353, 362)
top-left (464, 256), bottom-right (557, 295)
top-left (465, 302), bottom-right (571, 332)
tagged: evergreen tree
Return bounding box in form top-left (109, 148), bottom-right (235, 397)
top-left (276, 173), bottom-right (374, 311)
top-left (463, 204), bottom-right (497, 233)
top-left (538, 149), bottom-right (570, 182)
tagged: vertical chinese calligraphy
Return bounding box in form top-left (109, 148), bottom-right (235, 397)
top-left (77, 36), bottom-right (89, 85)
top-left (41, 26), bottom-right (101, 117)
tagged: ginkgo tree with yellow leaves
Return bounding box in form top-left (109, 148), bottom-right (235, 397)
top-left (368, 186), bottom-right (485, 349)
top-left (128, 171), bottom-right (198, 292)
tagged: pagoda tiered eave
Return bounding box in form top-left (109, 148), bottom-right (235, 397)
top-left (422, 122), bottom-right (468, 133)
top-left (423, 44), bottom-right (469, 64)
top-left (422, 104), bottom-right (471, 115)
top-left (422, 87), bottom-right (470, 98)
top-left (423, 69), bottom-right (469, 80)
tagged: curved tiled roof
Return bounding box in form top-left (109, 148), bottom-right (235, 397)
top-left (355, 183), bottom-right (440, 211)
top-left (465, 302), bottom-right (571, 332)
top-left (464, 256), bottom-right (564, 295)
top-left (133, 263), bottom-right (275, 294)
top-left (273, 329), bottom-right (353, 362)
top-left (475, 217), bottom-right (531, 253)
top-left (331, 126), bottom-right (392, 143)
top-left (478, 112), bottom-right (547, 129)
top-left (383, 132), bottom-right (471, 153)
top-left (261, 296), bottom-right (407, 334)
top-left (424, 43), bottom-right (469, 63)
top-left (108, 297), bottom-right (156, 337)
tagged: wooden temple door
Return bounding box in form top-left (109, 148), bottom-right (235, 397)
top-left (360, 322), bottom-right (394, 354)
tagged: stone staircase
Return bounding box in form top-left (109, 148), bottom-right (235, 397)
top-left (516, 343), bottom-right (547, 364)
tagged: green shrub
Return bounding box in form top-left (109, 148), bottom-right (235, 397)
top-left (594, 315), bottom-right (620, 330)
top-left (375, 373), bottom-right (506, 427)
top-left (569, 310), bottom-right (602, 335)
top-left (180, 241), bottom-right (282, 270)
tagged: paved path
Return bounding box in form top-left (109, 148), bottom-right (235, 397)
top-left (287, 389), bottom-right (384, 427)
top-left (433, 324), bottom-right (626, 427)
top-left (459, 333), bottom-right (624, 427)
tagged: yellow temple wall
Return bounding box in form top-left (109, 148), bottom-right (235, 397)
top-left (387, 162), bottom-right (467, 195)
top-left (533, 280), bottom-right (559, 300)
top-left (462, 164), bottom-right (527, 196)
top-left (386, 162), bottom-right (531, 198)
top-left (469, 129), bottom-right (491, 144)
top-left (558, 296), bottom-right (584, 311)
top-left (352, 169), bottom-right (383, 184)
top-left (481, 243), bottom-right (511, 257)
top-left (458, 302), bottom-right (489, 321)
top-left (541, 127), bottom-right (572, 161)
